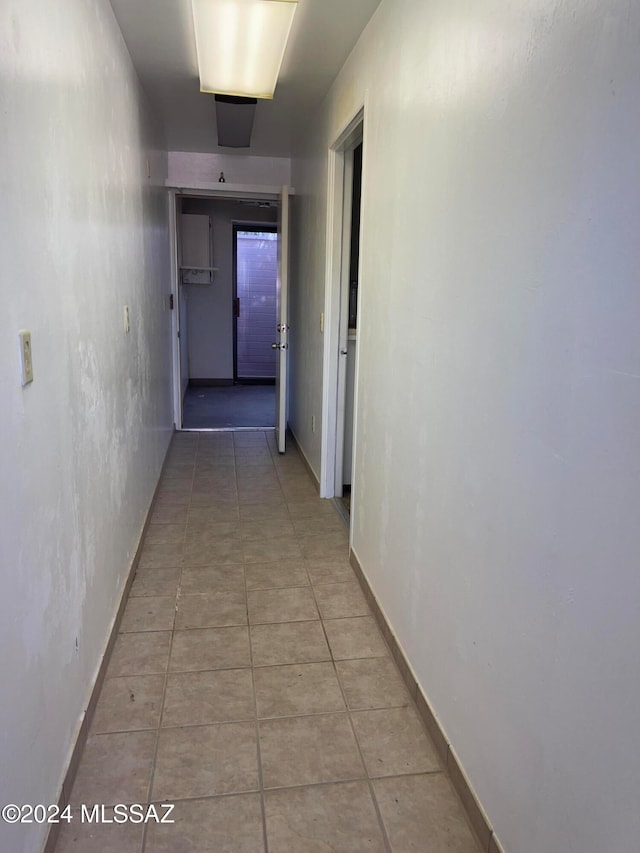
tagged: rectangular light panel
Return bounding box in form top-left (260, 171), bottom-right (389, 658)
top-left (192, 0), bottom-right (298, 100)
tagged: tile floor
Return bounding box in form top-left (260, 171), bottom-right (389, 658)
top-left (54, 431), bottom-right (481, 853)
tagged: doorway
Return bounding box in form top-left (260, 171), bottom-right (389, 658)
top-left (169, 190), bottom-right (292, 436)
top-left (171, 193), bottom-right (281, 430)
top-left (320, 109), bottom-right (365, 519)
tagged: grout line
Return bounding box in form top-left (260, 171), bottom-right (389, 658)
top-left (140, 431), bottom-right (196, 853)
top-left (319, 609), bottom-right (394, 853)
top-left (237, 431), bottom-right (271, 853)
top-left (284, 539), bottom-right (393, 850)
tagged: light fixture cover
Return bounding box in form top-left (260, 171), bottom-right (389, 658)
top-left (192, 0), bottom-right (298, 100)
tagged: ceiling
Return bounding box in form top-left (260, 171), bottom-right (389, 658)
top-left (109, 0), bottom-right (382, 157)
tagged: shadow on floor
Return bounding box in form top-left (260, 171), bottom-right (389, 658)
top-left (183, 384), bottom-right (276, 429)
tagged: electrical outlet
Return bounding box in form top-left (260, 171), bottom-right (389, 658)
top-left (123, 305), bottom-right (130, 333)
top-left (311, 415), bottom-right (316, 433)
top-left (18, 330), bottom-right (34, 385)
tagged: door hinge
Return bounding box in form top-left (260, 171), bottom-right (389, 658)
top-left (169, 293), bottom-right (174, 310)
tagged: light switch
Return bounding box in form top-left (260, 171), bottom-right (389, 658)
top-left (18, 330), bottom-right (34, 385)
top-left (124, 305), bottom-right (130, 333)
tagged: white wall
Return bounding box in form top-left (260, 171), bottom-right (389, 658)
top-left (0, 2), bottom-right (173, 851)
top-left (169, 151), bottom-right (291, 188)
top-left (180, 199), bottom-right (277, 380)
top-left (290, 2), bottom-right (640, 851)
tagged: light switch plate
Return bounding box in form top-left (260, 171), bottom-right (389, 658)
top-left (18, 330), bottom-right (33, 385)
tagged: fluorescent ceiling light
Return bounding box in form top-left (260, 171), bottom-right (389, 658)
top-left (192, 0), bottom-right (298, 100)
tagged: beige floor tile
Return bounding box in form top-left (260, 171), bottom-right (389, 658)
top-left (237, 472), bottom-right (280, 487)
top-left (299, 533), bottom-right (350, 560)
top-left (190, 493), bottom-right (239, 509)
top-left (238, 484), bottom-right (283, 501)
top-left (107, 632), bottom-right (171, 677)
top-left (153, 723), bottom-right (259, 800)
top-left (248, 587), bottom-right (318, 624)
top-left (374, 774), bottom-right (480, 853)
top-left (162, 669), bottom-right (255, 726)
top-left (280, 484), bottom-right (319, 502)
top-left (254, 662), bottom-right (345, 718)
top-left (336, 657), bottom-right (411, 711)
top-left (314, 582), bottom-right (370, 619)
top-left (159, 469), bottom-right (194, 481)
top-left (352, 707), bottom-right (441, 777)
top-left (323, 617), bottom-right (389, 660)
top-left (191, 480), bottom-right (237, 496)
top-left (180, 565), bottom-right (245, 595)
top-left (305, 557), bottom-right (356, 585)
top-left (145, 794), bottom-right (264, 853)
top-left (286, 498), bottom-right (339, 519)
top-left (185, 520), bottom-right (240, 538)
top-left (138, 543), bottom-right (184, 569)
top-left (265, 781), bottom-right (386, 853)
top-left (184, 526), bottom-right (241, 546)
top-left (193, 471), bottom-right (237, 487)
top-left (150, 504), bottom-right (189, 525)
top-left (235, 457), bottom-right (274, 469)
top-left (234, 450), bottom-right (273, 462)
top-left (175, 591), bottom-right (247, 629)
top-left (243, 536), bottom-right (303, 564)
top-left (187, 505), bottom-right (240, 525)
top-left (54, 809), bottom-right (144, 853)
top-left (157, 478), bottom-right (192, 494)
top-left (170, 627), bottom-right (251, 672)
top-left (238, 492), bottom-right (286, 509)
top-left (183, 536), bottom-right (244, 566)
top-left (69, 731), bottom-right (156, 807)
top-left (92, 675), bottom-right (164, 733)
top-left (245, 560), bottom-right (309, 591)
top-left (144, 524), bottom-right (186, 546)
top-left (292, 515), bottom-right (347, 537)
top-left (259, 713), bottom-right (364, 788)
top-left (239, 503), bottom-right (291, 522)
top-left (130, 567), bottom-right (181, 598)
top-left (240, 518), bottom-right (296, 541)
top-left (154, 490), bottom-right (191, 508)
top-left (120, 596), bottom-right (176, 633)
top-left (250, 621), bottom-right (330, 667)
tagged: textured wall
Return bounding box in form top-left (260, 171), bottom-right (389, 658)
top-left (0, 1), bottom-right (173, 850)
top-left (168, 151), bottom-right (291, 188)
top-left (290, 1), bottom-right (640, 851)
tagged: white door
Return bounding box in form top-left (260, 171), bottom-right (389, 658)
top-left (274, 186), bottom-right (290, 453)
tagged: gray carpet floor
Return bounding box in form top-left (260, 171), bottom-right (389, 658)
top-left (182, 384), bottom-right (276, 429)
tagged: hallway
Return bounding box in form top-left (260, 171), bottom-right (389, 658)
top-left (54, 431), bottom-right (479, 853)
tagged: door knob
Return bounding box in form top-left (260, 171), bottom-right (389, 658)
top-left (271, 343), bottom-right (278, 349)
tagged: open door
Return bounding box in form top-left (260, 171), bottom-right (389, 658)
top-left (274, 185), bottom-right (290, 453)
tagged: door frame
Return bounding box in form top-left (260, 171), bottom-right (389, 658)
top-left (168, 190), bottom-right (183, 429)
top-left (168, 187), bottom-right (285, 431)
top-left (320, 105), bottom-right (366, 500)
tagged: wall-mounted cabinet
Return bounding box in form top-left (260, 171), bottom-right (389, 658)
top-left (180, 213), bottom-right (217, 284)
